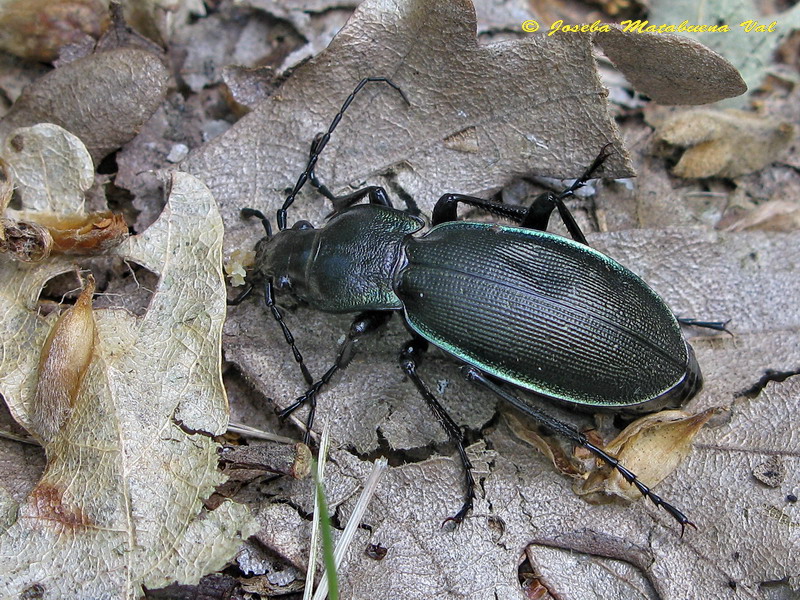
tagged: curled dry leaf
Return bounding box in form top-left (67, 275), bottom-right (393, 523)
top-left (652, 108), bottom-right (794, 178)
top-left (0, 218), bottom-right (53, 262)
top-left (184, 0), bottom-right (638, 245)
top-left (575, 409), bottom-right (716, 504)
top-left (0, 0), bottom-right (110, 62)
top-left (31, 275), bottom-right (96, 445)
top-left (0, 172), bottom-right (255, 599)
top-left (504, 410), bottom-right (583, 477)
top-left (220, 442), bottom-right (312, 480)
top-left (0, 47), bottom-right (169, 163)
top-left (31, 211), bottom-right (129, 254)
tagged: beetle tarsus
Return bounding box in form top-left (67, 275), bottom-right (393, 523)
top-left (241, 207), bottom-right (272, 236)
top-left (463, 366), bottom-right (694, 533)
top-left (400, 338), bottom-right (476, 525)
top-left (678, 317), bottom-right (733, 335)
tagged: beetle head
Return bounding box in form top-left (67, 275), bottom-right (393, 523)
top-left (253, 221), bottom-right (316, 295)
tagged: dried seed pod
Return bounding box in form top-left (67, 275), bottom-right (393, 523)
top-left (31, 275), bottom-right (97, 443)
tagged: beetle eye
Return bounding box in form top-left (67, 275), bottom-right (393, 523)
top-left (292, 220), bottom-right (314, 230)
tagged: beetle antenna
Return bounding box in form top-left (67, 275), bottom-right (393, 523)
top-left (277, 77), bottom-right (409, 231)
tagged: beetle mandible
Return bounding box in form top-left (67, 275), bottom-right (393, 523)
top-left (235, 77), bottom-right (716, 533)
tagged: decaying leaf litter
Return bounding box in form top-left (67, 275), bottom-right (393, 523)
top-left (0, 0), bottom-right (797, 599)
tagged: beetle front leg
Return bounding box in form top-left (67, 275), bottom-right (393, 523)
top-left (278, 310), bottom-right (392, 444)
top-left (462, 366), bottom-right (696, 536)
top-left (399, 337), bottom-right (475, 525)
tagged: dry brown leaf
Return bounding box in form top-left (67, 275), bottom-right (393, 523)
top-left (649, 0), bottom-right (800, 108)
top-left (184, 0), bottom-right (638, 250)
top-left (32, 211), bottom-right (128, 254)
top-left (0, 47), bottom-right (169, 163)
top-left (652, 108), bottom-right (794, 178)
top-left (594, 26), bottom-right (747, 105)
top-left (0, 172), bottom-right (255, 599)
top-left (504, 411), bottom-right (583, 477)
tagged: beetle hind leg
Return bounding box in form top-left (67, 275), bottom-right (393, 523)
top-left (462, 366), bottom-right (695, 535)
top-left (399, 337), bottom-right (476, 525)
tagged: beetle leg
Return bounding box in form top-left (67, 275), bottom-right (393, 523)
top-left (462, 366), bottom-right (696, 535)
top-left (432, 193), bottom-right (528, 226)
top-left (399, 337), bottom-right (475, 525)
top-left (678, 317), bottom-right (733, 335)
top-left (520, 191), bottom-right (589, 246)
top-left (326, 187), bottom-right (394, 218)
top-left (227, 283), bottom-right (254, 306)
top-left (431, 191), bottom-right (588, 246)
top-left (278, 311), bottom-right (392, 444)
top-left (277, 77), bottom-right (409, 231)
top-left (520, 145), bottom-right (614, 244)
top-left (265, 279), bottom-right (314, 387)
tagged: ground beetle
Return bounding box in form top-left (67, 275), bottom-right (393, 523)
top-left (234, 77), bottom-right (717, 533)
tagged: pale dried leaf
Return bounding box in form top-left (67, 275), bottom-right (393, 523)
top-left (0, 172), bottom-right (255, 599)
top-left (3, 123), bottom-right (93, 214)
top-left (651, 108), bottom-right (794, 178)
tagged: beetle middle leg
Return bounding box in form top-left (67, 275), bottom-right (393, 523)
top-left (399, 337), bottom-right (476, 524)
top-left (462, 366), bottom-right (695, 535)
top-left (432, 145), bottom-right (614, 246)
top-left (278, 310), bottom-right (392, 443)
